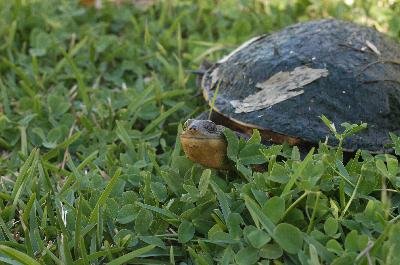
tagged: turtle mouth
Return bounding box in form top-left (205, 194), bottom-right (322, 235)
top-left (180, 119), bottom-right (229, 169)
top-left (180, 129), bottom-right (223, 139)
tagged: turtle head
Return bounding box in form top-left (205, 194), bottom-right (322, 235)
top-left (180, 119), bottom-right (229, 169)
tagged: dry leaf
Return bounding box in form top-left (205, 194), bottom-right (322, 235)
top-left (230, 66), bottom-right (329, 113)
top-left (365, 40), bottom-right (381, 56)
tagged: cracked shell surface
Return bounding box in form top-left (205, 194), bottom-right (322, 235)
top-left (202, 19), bottom-right (400, 152)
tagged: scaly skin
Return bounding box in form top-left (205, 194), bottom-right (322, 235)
top-left (180, 119), bottom-right (230, 169)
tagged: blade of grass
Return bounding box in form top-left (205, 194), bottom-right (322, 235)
top-left (42, 247), bottom-right (63, 265)
top-left (0, 216), bottom-right (16, 242)
top-left (89, 168), bottom-right (122, 223)
top-left (0, 77), bottom-right (11, 115)
top-left (60, 48), bottom-right (91, 113)
top-left (0, 245), bottom-right (41, 265)
top-left (1, 58), bottom-right (36, 97)
top-left (50, 37), bottom-right (88, 79)
top-left (58, 234), bottom-right (74, 265)
top-left (74, 196), bottom-right (83, 258)
top-left (38, 160), bottom-right (56, 195)
top-left (306, 191), bottom-right (321, 234)
top-left (282, 147), bottom-right (314, 197)
top-left (21, 193), bottom-right (36, 229)
top-left (210, 181), bottom-right (231, 223)
top-left (243, 194), bottom-right (276, 235)
top-left (126, 86), bottom-right (155, 118)
top-left (107, 245), bottom-right (156, 265)
top-left (143, 102), bottom-right (184, 134)
top-left (115, 121), bottom-right (137, 157)
top-left (136, 202), bottom-right (179, 220)
top-left (12, 148), bottom-right (39, 206)
top-left (11, 148), bottom-right (37, 198)
top-left (340, 174), bottom-right (362, 219)
top-left (42, 131), bottom-right (82, 161)
top-left (19, 126), bottom-right (27, 156)
top-left (4, 20), bottom-right (17, 50)
top-left (77, 150), bottom-right (99, 170)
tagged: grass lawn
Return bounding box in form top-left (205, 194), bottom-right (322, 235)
top-left (1, 0), bottom-right (400, 264)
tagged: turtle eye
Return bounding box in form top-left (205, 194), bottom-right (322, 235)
top-left (204, 120), bottom-right (217, 133)
top-left (183, 119), bottom-right (194, 130)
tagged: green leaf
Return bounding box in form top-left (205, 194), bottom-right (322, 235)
top-left (198, 169), bottom-right (211, 196)
top-left (47, 94), bottom-right (71, 117)
top-left (384, 223), bottom-right (400, 265)
top-left (273, 223), bottom-right (304, 254)
top-left (262, 196), bottom-right (285, 224)
top-left (247, 129), bottom-right (261, 144)
top-left (269, 163), bottom-right (290, 183)
top-left (224, 128), bottom-right (239, 162)
top-left (220, 247), bottom-right (234, 265)
top-left (292, 146), bottom-right (301, 161)
top-left (260, 145), bottom-right (282, 160)
top-left (390, 132), bottom-right (400, 156)
top-left (326, 239), bottom-right (344, 255)
top-left (239, 143), bottom-right (265, 165)
top-left (160, 169), bottom-right (184, 196)
top-left (305, 235), bottom-right (335, 263)
top-left (134, 209), bottom-right (153, 234)
top-left (341, 122), bottom-right (367, 138)
top-left (116, 204), bottom-right (138, 224)
top-left (244, 226), bottom-right (271, 249)
top-left (178, 221), bottom-right (195, 243)
top-left (227, 213), bottom-right (243, 239)
top-left (150, 182), bottom-right (168, 202)
top-left (320, 115), bottom-right (337, 134)
top-left (182, 184), bottom-right (200, 202)
top-left (344, 230), bottom-right (359, 252)
top-left (331, 253), bottom-right (357, 265)
top-left (386, 154), bottom-right (398, 176)
top-left (309, 244), bottom-right (321, 265)
top-left (259, 243), bottom-right (283, 259)
top-left (234, 247), bottom-right (259, 265)
top-left (324, 217), bottom-right (338, 237)
top-left (140, 236), bottom-right (166, 249)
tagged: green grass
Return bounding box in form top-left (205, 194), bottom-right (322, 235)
top-left (1, 0), bottom-right (400, 264)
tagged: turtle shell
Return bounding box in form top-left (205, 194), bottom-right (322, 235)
top-left (202, 19), bottom-right (400, 152)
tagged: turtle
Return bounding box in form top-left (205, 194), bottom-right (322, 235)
top-left (180, 19), bottom-right (400, 169)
